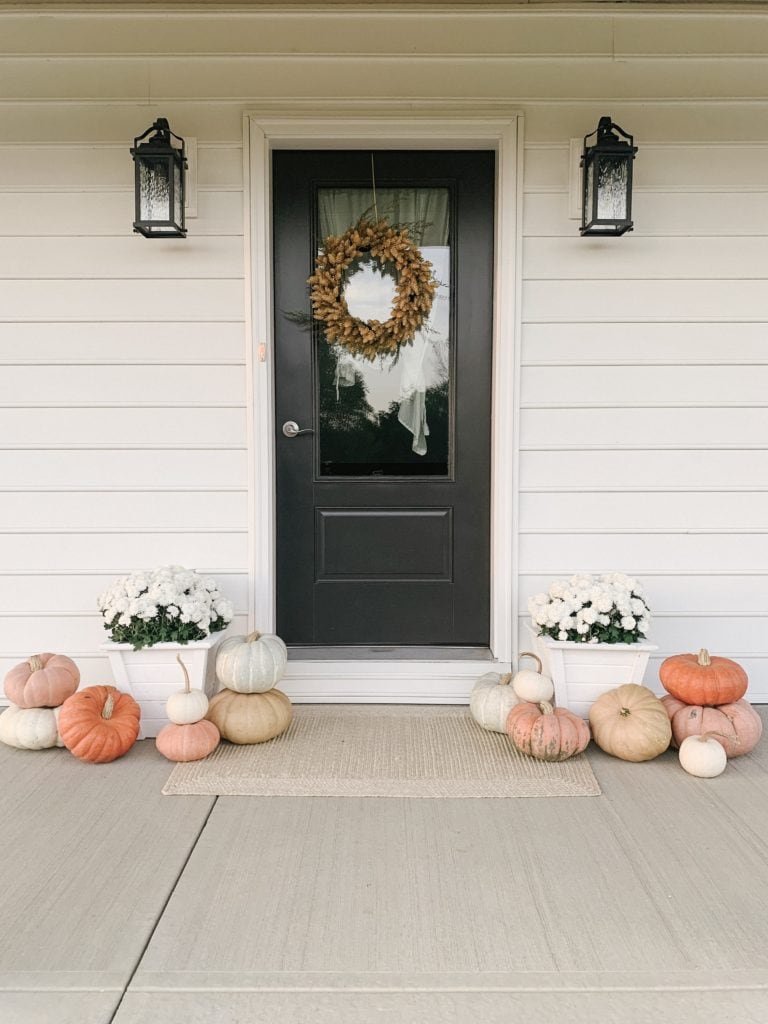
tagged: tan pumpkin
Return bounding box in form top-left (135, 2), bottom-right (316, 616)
top-left (505, 701), bottom-right (590, 762)
top-left (0, 704), bottom-right (64, 750)
top-left (661, 694), bottom-right (762, 759)
top-left (59, 685), bottom-right (141, 763)
top-left (206, 687), bottom-right (292, 744)
top-left (511, 652), bottom-right (555, 704)
top-left (4, 653), bottom-right (80, 709)
top-left (469, 671), bottom-right (519, 733)
top-left (156, 719), bottom-right (220, 762)
top-left (589, 684), bottom-right (671, 762)
top-left (660, 649), bottom-right (748, 706)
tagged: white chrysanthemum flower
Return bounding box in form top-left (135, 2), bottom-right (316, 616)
top-left (621, 615), bottom-right (636, 630)
top-left (581, 606), bottom-right (598, 625)
top-left (549, 581), bottom-right (567, 599)
top-left (557, 630), bottom-right (568, 641)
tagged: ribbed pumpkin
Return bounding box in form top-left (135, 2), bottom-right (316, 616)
top-left (206, 687), bottom-right (292, 744)
top-left (0, 704), bottom-right (64, 750)
top-left (589, 684), bottom-right (671, 762)
top-left (469, 671), bottom-right (519, 733)
top-left (59, 686), bottom-right (141, 763)
top-left (165, 654), bottom-right (209, 725)
top-left (660, 649), bottom-right (748, 706)
top-left (4, 653), bottom-right (80, 709)
top-left (215, 631), bottom-right (288, 693)
top-left (505, 701), bottom-right (590, 762)
top-left (661, 694), bottom-right (762, 759)
top-left (156, 719), bottom-right (220, 762)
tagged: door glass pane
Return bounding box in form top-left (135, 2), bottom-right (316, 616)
top-left (316, 187), bottom-right (451, 477)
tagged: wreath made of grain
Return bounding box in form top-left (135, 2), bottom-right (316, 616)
top-left (307, 218), bottom-right (437, 361)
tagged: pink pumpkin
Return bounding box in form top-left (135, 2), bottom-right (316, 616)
top-left (506, 700), bottom-right (590, 762)
top-left (156, 720), bottom-right (220, 762)
top-left (4, 653), bottom-right (80, 709)
top-left (661, 694), bottom-right (762, 758)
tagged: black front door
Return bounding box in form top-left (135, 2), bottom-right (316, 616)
top-left (273, 150), bottom-right (494, 646)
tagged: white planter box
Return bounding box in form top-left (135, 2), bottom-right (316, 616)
top-left (527, 628), bottom-right (658, 718)
top-left (101, 639), bottom-right (219, 739)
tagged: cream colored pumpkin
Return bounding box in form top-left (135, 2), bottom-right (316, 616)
top-left (511, 652), bottom-right (554, 704)
top-left (215, 631), bottom-right (288, 693)
top-left (469, 671), bottom-right (520, 733)
top-left (588, 684), bottom-right (671, 762)
top-left (165, 654), bottom-right (209, 725)
top-left (206, 688), bottom-right (292, 744)
top-left (0, 704), bottom-right (64, 750)
top-left (678, 734), bottom-right (727, 778)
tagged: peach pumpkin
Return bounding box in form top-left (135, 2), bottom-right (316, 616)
top-left (156, 719), bottom-right (220, 762)
top-left (206, 687), bottom-right (292, 744)
top-left (661, 694), bottom-right (762, 759)
top-left (59, 685), bottom-right (141, 763)
top-left (505, 700), bottom-right (590, 762)
top-left (589, 684), bottom-right (671, 762)
top-left (4, 653), bottom-right (80, 709)
top-left (660, 649), bottom-right (747, 706)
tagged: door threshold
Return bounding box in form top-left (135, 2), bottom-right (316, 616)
top-left (287, 646), bottom-right (493, 662)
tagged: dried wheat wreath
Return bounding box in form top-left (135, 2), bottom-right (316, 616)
top-left (307, 218), bottom-right (437, 361)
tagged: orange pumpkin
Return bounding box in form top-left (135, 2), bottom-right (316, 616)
top-left (505, 700), bottom-right (590, 762)
top-left (660, 649), bottom-right (747, 706)
top-left (59, 685), bottom-right (140, 763)
top-left (156, 719), bottom-right (220, 762)
top-left (661, 694), bottom-right (762, 759)
top-left (4, 653), bottom-right (80, 709)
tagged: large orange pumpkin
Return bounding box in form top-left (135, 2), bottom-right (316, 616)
top-left (661, 694), bottom-right (762, 759)
top-left (59, 685), bottom-right (141, 763)
top-left (156, 719), bottom-right (220, 762)
top-left (4, 653), bottom-right (80, 709)
top-left (660, 649), bottom-right (747, 706)
top-left (505, 700), bottom-right (590, 762)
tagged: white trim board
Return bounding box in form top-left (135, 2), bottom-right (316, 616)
top-left (245, 104), bottom-right (523, 700)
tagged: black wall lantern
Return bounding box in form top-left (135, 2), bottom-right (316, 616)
top-left (131, 118), bottom-right (187, 238)
top-left (580, 116), bottom-right (637, 236)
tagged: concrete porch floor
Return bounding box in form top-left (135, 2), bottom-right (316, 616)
top-left (2, 711), bottom-right (768, 1024)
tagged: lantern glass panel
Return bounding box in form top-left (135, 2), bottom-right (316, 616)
top-left (173, 159), bottom-right (183, 227)
top-left (596, 154), bottom-right (628, 221)
top-left (139, 157), bottom-right (172, 224)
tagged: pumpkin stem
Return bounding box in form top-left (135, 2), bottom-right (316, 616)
top-left (697, 648), bottom-right (712, 667)
top-left (499, 673), bottom-right (513, 686)
top-left (518, 651), bottom-right (543, 674)
top-left (620, 707), bottom-right (632, 717)
top-left (539, 701), bottom-right (555, 715)
top-left (176, 654), bottom-right (191, 694)
top-left (246, 631), bottom-right (262, 643)
top-left (102, 691), bottom-right (115, 720)
top-left (27, 655), bottom-right (44, 673)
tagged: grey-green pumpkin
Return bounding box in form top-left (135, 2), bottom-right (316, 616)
top-left (215, 631), bottom-right (288, 693)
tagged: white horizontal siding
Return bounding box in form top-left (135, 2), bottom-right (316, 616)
top-left (0, 4), bottom-right (766, 703)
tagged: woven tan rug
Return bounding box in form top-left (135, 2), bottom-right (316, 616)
top-left (163, 705), bottom-right (600, 798)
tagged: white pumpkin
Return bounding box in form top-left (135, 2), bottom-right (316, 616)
top-left (679, 734), bottom-right (727, 778)
top-left (511, 652), bottom-right (554, 704)
top-left (216, 630), bottom-right (288, 693)
top-left (0, 704), bottom-right (64, 750)
top-left (166, 654), bottom-right (209, 725)
top-left (469, 671), bottom-right (520, 733)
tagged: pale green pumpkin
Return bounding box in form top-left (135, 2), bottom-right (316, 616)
top-left (215, 631), bottom-right (288, 693)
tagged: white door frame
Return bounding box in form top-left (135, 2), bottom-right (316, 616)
top-left (244, 103), bottom-right (523, 702)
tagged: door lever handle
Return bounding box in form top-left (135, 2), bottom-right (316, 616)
top-left (282, 420), bottom-right (314, 438)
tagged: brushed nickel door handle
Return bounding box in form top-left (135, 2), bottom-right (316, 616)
top-left (282, 420), bottom-right (314, 438)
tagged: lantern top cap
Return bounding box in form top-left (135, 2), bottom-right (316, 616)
top-left (583, 116), bottom-right (637, 154)
top-left (131, 117), bottom-right (186, 161)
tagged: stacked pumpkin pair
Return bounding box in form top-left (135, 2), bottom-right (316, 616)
top-left (659, 649), bottom-right (762, 778)
top-left (156, 655), bottom-right (220, 762)
top-left (206, 631), bottom-right (292, 744)
top-left (0, 653), bottom-right (80, 750)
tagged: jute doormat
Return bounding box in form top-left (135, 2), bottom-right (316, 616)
top-left (162, 705), bottom-right (600, 798)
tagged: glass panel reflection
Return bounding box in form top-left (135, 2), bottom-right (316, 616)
top-left (317, 187), bottom-right (451, 476)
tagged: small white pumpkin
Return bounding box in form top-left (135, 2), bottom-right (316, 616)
top-left (166, 654), bottom-right (209, 725)
top-left (679, 733), bottom-right (728, 778)
top-left (216, 630), bottom-right (288, 693)
top-left (511, 652), bottom-right (554, 704)
top-left (0, 704), bottom-right (64, 750)
top-left (469, 671), bottom-right (520, 733)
